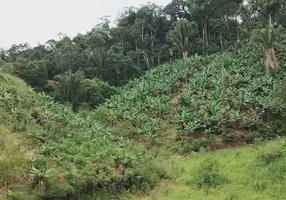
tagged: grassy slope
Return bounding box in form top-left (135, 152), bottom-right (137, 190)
top-left (133, 139), bottom-right (286, 200)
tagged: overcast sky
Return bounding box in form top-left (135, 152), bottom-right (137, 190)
top-left (0, 0), bottom-right (170, 49)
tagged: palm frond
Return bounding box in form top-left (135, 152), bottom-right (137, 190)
top-left (48, 71), bottom-right (84, 106)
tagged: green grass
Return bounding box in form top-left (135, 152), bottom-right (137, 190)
top-left (132, 139), bottom-right (286, 200)
top-left (0, 126), bottom-right (29, 188)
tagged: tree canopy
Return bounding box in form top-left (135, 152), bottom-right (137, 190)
top-left (1, 0), bottom-right (286, 109)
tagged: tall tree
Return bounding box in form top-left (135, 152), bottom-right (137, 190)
top-left (88, 47), bottom-right (113, 78)
top-left (251, 25), bottom-right (282, 73)
top-left (164, 0), bottom-right (190, 21)
top-left (167, 19), bottom-right (197, 76)
top-left (250, 0), bottom-right (286, 27)
top-left (48, 70), bottom-right (84, 109)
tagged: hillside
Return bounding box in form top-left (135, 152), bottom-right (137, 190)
top-left (96, 51), bottom-right (286, 199)
top-left (1, 51), bottom-right (286, 199)
top-left (98, 52), bottom-right (285, 151)
top-left (0, 71), bottom-right (166, 199)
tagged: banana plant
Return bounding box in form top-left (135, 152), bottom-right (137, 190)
top-left (30, 167), bottom-right (51, 191)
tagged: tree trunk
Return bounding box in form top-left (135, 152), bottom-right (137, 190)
top-left (143, 50), bottom-right (151, 69)
top-left (157, 49), bottom-right (161, 65)
top-left (204, 23), bottom-right (208, 47)
top-left (183, 51), bottom-right (188, 77)
top-left (264, 48), bottom-right (277, 73)
top-left (269, 13), bottom-right (272, 28)
top-left (219, 31), bottom-right (224, 51)
top-left (150, 31), bottom-right (155, 67)
top-left (223, 15), bottom-right (231, 37)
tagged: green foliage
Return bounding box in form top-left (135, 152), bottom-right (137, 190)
top-left (79, 78), bottom-right (117, 109)
top-left (167, 20), bottom-right (197, 55)
top-left (258, 151), bottom-right (283, 165)
top-left (29, 166), bottom-right (51, 190)
top-left (179, 138), bottom-right (209, 153)
top-left (91, 50), bottom-right (286, 154)
top-left (2, 1), bottom-right (286, 198)
top-left (167, 19), bottom-right (197, 75)
top-left (250, 25), bottom-right (283, 72)
top-left (244, 131), bottom-right (263, 144)
top-left (274, 73), bottom-right (286, 106)
top-left (0, 72), bottom-right (165, 199)
top-left (3, 0), bottom-right (285, 112)
top-left (174, 52), bottom-right (284, 150)
top-left (48, 70), bottom-right (84, 109)
top-left (99, 60), bottom-right (185, 142)
top-left (186, 160), bottom-right (229, 189)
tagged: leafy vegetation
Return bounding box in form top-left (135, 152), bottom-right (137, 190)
top-left (2, 40), bottom-right (286, 199)
top-left (0, 72), bottom-right (167, 199)
top-left (167, 19), bottom-right (197, 76)
top-left (95, 50), bottom-right (285, 153)
top-left (1, 0), bottom-right (285, 110)
top-left (1, 0), bottom-right (286, 199)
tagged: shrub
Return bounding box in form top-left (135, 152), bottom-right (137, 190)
top-left (44, 169), bottom-right (74, 198)
top-left (186, 160), bottom-right (229, 189)
top-left (244, 131), bottom-right (263, 144)
top-left (180, 138), bottom-right (211, 153)
top-left (274, 74), bottom-right (286, 107)
top-left (90, 107), bottom-right (114, 125)
top-left (112, 121), bottom-right (137, 137)
top-left (221, 132), bottom-right (237, 143)
top-left (80, 78), bottom-right (118, 109)
top-left (258, 151), bottom-right (283, 165)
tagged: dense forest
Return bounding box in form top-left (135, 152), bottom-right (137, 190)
top-left (1, 0), bottom-right (286, 199)
top-left (1, 0), bottom-right (285, 110)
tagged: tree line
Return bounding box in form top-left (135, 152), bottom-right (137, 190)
top-left (0, 0), bottom-right (285, 110)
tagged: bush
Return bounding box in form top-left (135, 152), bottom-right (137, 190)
top-left (111, 121), bottom-right (137, 137)
top-left (186, 160), bottom-right (229, 189)
top-left (258, 151), bottom-right (283, 165)
top-left (180, 138), bottom-right (212, 153)
top-left (222, 132), bottom-right (237, 143)
top-left (80, 78), bottom-right (118, 109)
top-left (90, 107), bottom-right (115, 125)
top-left (244, 131), bottom-right (263, 144)
top-left (274, 74), bottom-right (286, 107)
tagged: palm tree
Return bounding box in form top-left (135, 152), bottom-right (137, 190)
top-left (251, 25), bottom-right (282, 73)
top-left (167, 19), bottom-right (197, 76)
top-left (89, 48), bottom-right (113, 77)
top-left (48, 70), bottom-right (84, 108)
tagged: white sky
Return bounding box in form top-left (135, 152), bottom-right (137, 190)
top-left (0, 0), bottom-right (170, 49)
